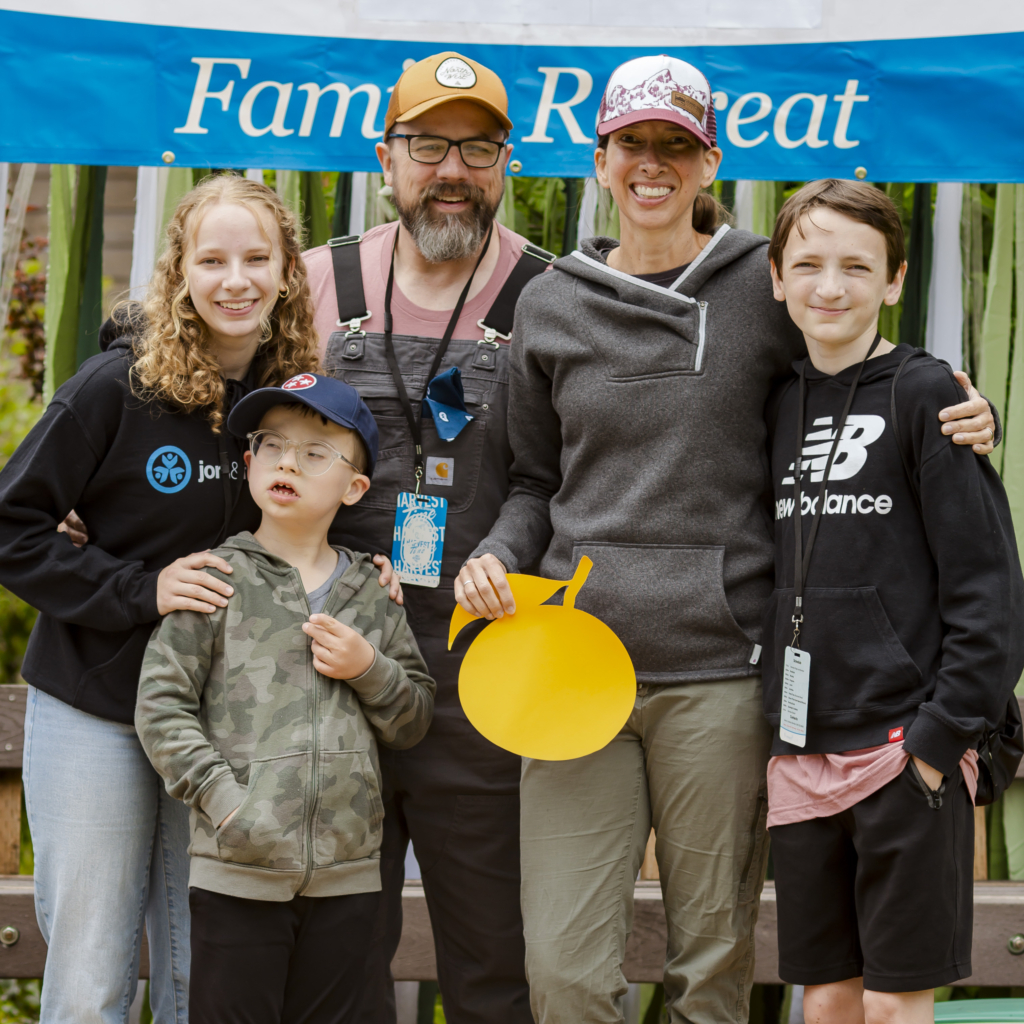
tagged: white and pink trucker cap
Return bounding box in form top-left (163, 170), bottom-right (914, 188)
top-left (596, 54), bottom-right (717, 147)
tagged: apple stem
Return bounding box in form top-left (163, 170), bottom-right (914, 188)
top-left (563, 556), bottom-right (593, 610)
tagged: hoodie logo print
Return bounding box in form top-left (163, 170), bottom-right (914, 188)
top-left (146, 446), bottom-right (192, 494)
top-left (781, 415), bottom-right (886, 485)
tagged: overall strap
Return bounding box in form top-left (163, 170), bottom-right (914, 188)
top-left (477, 243), bottom-right (555, 342)
top-left (327, 235), bottom-right (371, 332)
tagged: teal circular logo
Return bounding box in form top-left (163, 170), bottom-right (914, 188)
top-left (146, 446), bottom-right (191, 493)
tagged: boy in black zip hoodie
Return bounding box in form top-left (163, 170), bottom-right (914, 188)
top-left (763, 179), bottom-right (1024, 1023)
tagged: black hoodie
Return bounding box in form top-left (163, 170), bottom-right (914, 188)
top-left (763, 345), bottom-right (1024, 776)
top-left (0, 331), bottom-right (259, 724)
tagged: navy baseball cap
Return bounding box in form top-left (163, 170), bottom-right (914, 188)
top-left (227, 373), bottom-right (380, 477)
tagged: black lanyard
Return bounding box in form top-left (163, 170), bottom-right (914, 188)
top-left (382, 224), bottom-right (494, 492)
top-left (791, 332), bottom-right (881, 646)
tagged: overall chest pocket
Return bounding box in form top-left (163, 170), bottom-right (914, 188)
top-left (332, 368), bottom-right (495, 516)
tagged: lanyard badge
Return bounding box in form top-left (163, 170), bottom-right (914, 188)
top-left (383, 225), bottom-right (493, 586)
top-left (392, 492), bottom-right (448, 588)
top-left (783, 332), bottom-right (882, 746)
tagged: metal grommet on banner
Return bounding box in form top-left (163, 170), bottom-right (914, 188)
top-left (162, 151), bottom-right (175, 165)
top-left (854, 166), bottom-right (867, 179)
top-left (509, 160), bottom-right (523, 173)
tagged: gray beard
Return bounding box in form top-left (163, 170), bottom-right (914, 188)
top-left (393, 184), bottom-right (499, 264)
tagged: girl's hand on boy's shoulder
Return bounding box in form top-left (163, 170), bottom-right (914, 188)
top-left (156, 551), bottom-right (234, 616)
top-left (304, 614), bottom-right (376, 680)
top-left (373, 554), bottom-right (403, 605)
top-left (939, 372), bottom-right (995, 455)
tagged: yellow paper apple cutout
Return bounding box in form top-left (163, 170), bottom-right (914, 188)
top-left (449, 557), bottom-right (636, 761)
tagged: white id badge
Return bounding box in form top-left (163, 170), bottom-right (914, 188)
top-left (780, 646), bottom-right (811, 748)
top-left (392, 492), bottom-right (447, 588)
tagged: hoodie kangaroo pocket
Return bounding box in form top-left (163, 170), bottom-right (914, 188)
top-left (767, 586), bottom-right (923, 719)
top-left (216, 753), bottom-right (308, 870)
top-left (571, 542), bottom-right (753, 677)
top-left (312, 749), bottom-right (384, 866)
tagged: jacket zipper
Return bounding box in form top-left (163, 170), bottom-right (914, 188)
top-left (694, 301), bottom-right (708, 372)
top-left (298, 581), bottom-right (320, 895)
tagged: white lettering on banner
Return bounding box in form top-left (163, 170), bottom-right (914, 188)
top-left (773, 92), bottom-right (828, 148)
top-left (175, 58), bottom-right (251, 135)
top-left (832, 79), bottom-right (869, 148)
top-left (523, 68), bottom-right (594, 144)
top-left (239, 80), bottom-right (295, 137)
top-left (775, 492), bottom-right (893, 519)
top-left (725, 82), bottom-right (868, 150)
top-left (297, 82), bottom-right (383, 138)
top-left (726, 92), bottom-right (772, 147)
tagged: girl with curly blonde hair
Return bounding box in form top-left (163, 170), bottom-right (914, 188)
top-left (0, 174), bottom-right (350, 1024)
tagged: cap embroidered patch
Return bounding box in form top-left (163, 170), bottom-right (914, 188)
top-left (672, 91), bottom-right (706, 121)
top-left (888, 727), bottom-right (904, 742)
top-left (282, 374), bottom-right (317, 390)
top-left (435, 57), bottom-right (476, 89)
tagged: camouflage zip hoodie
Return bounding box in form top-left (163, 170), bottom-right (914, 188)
top-left (136, 532), bottom-right (434, 902)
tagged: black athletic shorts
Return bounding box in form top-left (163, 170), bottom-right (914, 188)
top-left (769, 758), bottom-right (974, 992)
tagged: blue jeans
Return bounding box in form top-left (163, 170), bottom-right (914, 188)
top-left (24, 686), bottom-right (191, 1024)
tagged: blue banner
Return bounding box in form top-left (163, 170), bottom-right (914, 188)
top-left (0, 9), bottom-right (1022, 181)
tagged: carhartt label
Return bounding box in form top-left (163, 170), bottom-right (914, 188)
top-left (780, 647), bottom-right (810, 748)
top-left (426, 457), bottom-right (454, 487)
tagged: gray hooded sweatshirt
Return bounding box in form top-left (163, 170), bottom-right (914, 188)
top-left (470, 226), bottom-right (804, 685)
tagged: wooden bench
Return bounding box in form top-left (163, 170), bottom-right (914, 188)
top-left (0, 685), bottom-right (1022, 985)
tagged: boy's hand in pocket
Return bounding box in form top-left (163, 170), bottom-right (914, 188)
top-left (303, 614), bottom-right (376, 680)
top-left (912, 756), bottom-right (944, 791)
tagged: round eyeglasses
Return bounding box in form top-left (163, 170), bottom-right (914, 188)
top-left (388, 134), bottom-right (506, 169)
top-left (248, 430), bottom-right (361, 477)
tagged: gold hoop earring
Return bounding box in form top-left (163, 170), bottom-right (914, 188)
top-left (279, 284), bottom-right (290, 299)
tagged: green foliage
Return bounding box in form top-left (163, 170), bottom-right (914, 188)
top-left (0, 365), bottom-right (42, 687)
top-left (0, 979), bottom-right (40, 1023)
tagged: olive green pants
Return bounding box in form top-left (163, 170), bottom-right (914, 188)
top-left (520, 679), bottom-right (772, 1024)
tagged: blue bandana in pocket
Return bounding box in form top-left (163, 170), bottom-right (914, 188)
top-left (422, 366), bottom-right (474, 442)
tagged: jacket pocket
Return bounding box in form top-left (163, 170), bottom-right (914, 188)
top-left (215, 753), bottom-right (308, 870)
top-left (766, 587), bottom-right (923, 721)
top-left (312, 749), bottom-right (384, 866)
top-left (571, 542), bottom-right (753, 677)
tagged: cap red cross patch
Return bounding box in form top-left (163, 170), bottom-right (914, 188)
top-left (888, 727), bottom-right (904, 742)
top-left (282, 374), bottom-right (316, 390)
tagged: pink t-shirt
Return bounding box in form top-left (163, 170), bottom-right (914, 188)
top-left (303, 221), bottom-right (533, 357)
top-left (767, 742), bottom-right (980, 828)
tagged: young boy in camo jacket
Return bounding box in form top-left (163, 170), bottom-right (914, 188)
top-left (136, 374), bottom-right (434, 1024)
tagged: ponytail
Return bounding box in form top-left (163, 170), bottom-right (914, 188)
top-left (692, 191), bottom-right (731, 235)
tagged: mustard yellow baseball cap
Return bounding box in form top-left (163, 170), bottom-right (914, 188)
top-left (384, 52), bottom-right (513, 136)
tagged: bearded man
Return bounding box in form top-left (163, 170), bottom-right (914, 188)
top-left (303, 52), bottom-right (550, 1024)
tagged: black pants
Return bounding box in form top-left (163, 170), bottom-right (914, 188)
top-left (358, 635), bottom-right (532, 1024)
top-left (189, 886), bottom-right (380, 1024)
top-left (770, 760), bottom-right (974, 992)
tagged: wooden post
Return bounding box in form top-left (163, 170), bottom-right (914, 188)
top-left (975, 806), bottom-right (989, 881)
top-left (0, 772), bottom-right (20, 875)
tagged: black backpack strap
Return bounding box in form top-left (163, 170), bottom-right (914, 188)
top-left (889, 349), bottom-right (930, 512)
top-left (478, 243), bottom-right (556, 342)
top-left (327, 235), bottom-right (372, 333)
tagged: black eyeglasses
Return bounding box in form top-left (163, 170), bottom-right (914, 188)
top-left (388, 134), bottom-right (506, 169)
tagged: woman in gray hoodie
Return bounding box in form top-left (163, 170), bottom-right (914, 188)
top-left (456, 55), bottom-right (995, 1024)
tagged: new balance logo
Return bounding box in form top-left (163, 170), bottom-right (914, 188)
top-left (782, 414), bottom-right (886, 485)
